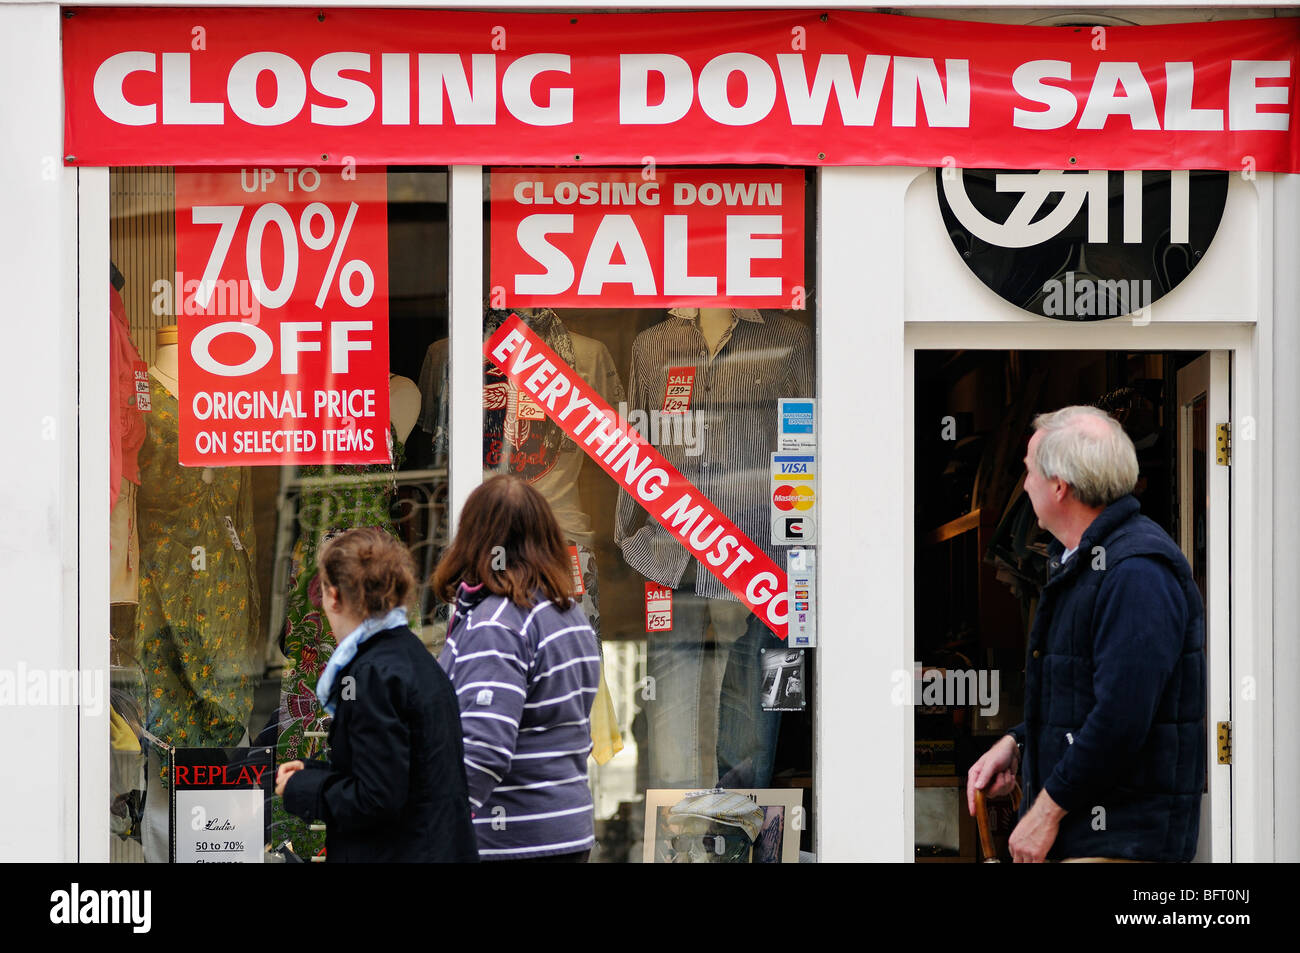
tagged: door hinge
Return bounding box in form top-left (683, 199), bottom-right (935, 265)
top-left (1216, 423), bottom-right (1231, 466)
top-left (1217, 721), bottom-right (1232, 765)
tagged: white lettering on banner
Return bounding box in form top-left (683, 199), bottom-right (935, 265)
top-left (621, 53), bottom-right (970, 128)
top-left (619, 54), bottom-right (693, 124)
top-left (88, 49), bottom-right (974, 133)
top-left (776, 53), bottom-right (890, 126)
top-left (162, 52), bottom-right (222, 124)
top-left (93, 51), bottom-right (158, 125)
top-left (1012, 58), bottom-right (1292, 131)
top-left (512, 212), bottom-right (786, 297)
top-left (228, 53), bottom-right (308, 126)
top-left (486, 315), bottom-right (789, 636)
top-left (417, 54), bottom-right (497, 124)
top-left (311, 53), bottom-right (377, 126)
top-left (86, 44), bottom-right (1293, 137)
top-left (1231, 60), bottom-right (1292, 131)
top-left (501, 54), bottom-right (573, 125)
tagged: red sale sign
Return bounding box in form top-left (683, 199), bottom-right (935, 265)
top-left (174, 168), bottom-right (390, 466)
top-left (485, 314), bottom-right (790, 638)
top-left (62, 9), bottom-right (1300, 172)
top-left (490, 168), bottom-right (804, 308)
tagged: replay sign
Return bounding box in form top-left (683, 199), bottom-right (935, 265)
top-left (938, 168), bottom-right (1228, 321)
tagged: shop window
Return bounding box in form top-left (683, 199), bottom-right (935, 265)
top-left (473, 167), bottom-right (818, 862)
top-left (106, 167), bottom-right (449, 862)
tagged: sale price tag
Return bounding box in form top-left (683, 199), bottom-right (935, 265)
top-left (645, 583), bottom-right (673, 633)
top-left (174, 168), bottom-right (390, 466)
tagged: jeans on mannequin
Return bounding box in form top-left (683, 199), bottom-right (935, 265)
top-left (644, 562), bottom-right (782, 790)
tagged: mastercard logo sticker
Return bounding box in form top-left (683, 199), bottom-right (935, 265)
top-left (773, 484), bottom-right (816, 511)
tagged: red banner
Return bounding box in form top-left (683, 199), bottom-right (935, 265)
top-left (174, 167), bottom-right (390, 466)
top-left (63, 9), bottom-right (1299, 172)
top-left (490, 168), bottom-right (804, 308)
top-left (485, 315), bottom-right (790, 638)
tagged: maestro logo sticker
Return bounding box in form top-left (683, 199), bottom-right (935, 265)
top-left (937, 169), bottom-right (1227, 321)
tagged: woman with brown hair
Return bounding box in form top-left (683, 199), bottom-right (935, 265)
top-left (275, 527), bottom-right (477, 862)
top-left (432, 475), bottom-right (601, 861)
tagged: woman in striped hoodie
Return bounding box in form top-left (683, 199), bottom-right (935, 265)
top-left (432, 476), bottom-right (602, 862)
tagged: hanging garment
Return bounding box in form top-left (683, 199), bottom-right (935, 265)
top-left (418, 311), bottom-right (625, 545)
top-left (110, 479), bottom-right (140, 605)
top-left (614, 309), bottom-right (814, 599)
top-left (110, 284), bottom-right (146, 604)
top-left (136, 376), bottom-right (260, 778)
top-left (110, 284), bottom-right (146, 508)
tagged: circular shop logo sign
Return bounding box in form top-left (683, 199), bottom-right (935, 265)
top-left (937, 169), bottom-right (1227, 321)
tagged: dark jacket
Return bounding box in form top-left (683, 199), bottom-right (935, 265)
top-left (283, 625), bottom-right (478, 863)
top-left (1010, 495), bottom-right (1206, 861)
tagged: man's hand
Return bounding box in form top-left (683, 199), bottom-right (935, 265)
top-left (1009, 789), bottom-right (1066, 863)
top-left (275, 760), bottom-right (304, 796)
top-left (967, 734), bottom-right (1019, 816)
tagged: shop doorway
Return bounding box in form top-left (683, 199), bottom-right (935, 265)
top-left (911, 349), bottom-right (1230, 862)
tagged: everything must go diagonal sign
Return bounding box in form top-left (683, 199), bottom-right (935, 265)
top-left (484, 314), bottom-right (791, 638)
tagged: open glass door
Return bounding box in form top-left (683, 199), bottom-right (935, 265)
top-left (1178, 352), bottom-right (1231, 862)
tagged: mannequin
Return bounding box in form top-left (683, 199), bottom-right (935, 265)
top-left (615, 307), bottom-right (814, 791)
top-left (149, 326), bottom-right (179, 395)
top-left (136, 323), bottom-right (260, 860)
top-left (696, 307), bottom-right (734, 357)
top-left (389, 374), bottom-right (420, 444)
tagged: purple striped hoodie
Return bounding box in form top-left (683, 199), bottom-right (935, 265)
top-left (439, 583), bottom-right (601, 859)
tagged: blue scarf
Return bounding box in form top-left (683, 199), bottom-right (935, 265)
top-left (315, 607), bottom-right (409, 715)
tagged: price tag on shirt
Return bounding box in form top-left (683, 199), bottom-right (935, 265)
top-left (514, 385), bottom-right (545, 421)
top-left (662, 367), bottom-right (696, 415)
top-left (644, 582), bottom-right (673, 632)
top-left (569, 545), bottom-right (585, 596)
top-left (133, 361), bottom-right (152, 411)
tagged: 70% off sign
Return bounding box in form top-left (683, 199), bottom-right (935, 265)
top-left (174, 168), bottom-right (391, 466)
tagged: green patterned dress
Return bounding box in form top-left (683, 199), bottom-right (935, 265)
top-left (136, 377), bottom-right (260, 774)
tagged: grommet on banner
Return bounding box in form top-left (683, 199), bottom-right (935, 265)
top-left (574, 154), bottom-right (582, 161)
top-left (321, 154), bottom-right (328, 161)
top-left (817, 152), bottom-right (826, 160)
top-left (65, 156), bottom-right (76, 163)
top-left (317, 11), bottom-right (325, 22)
top-left (820, 13), bottom-right (829, 22)
top-left (1069, 157), bottom-right (1078, 164)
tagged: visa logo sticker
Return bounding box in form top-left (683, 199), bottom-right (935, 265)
top-left (771, 453), bottom-right (817, 544)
